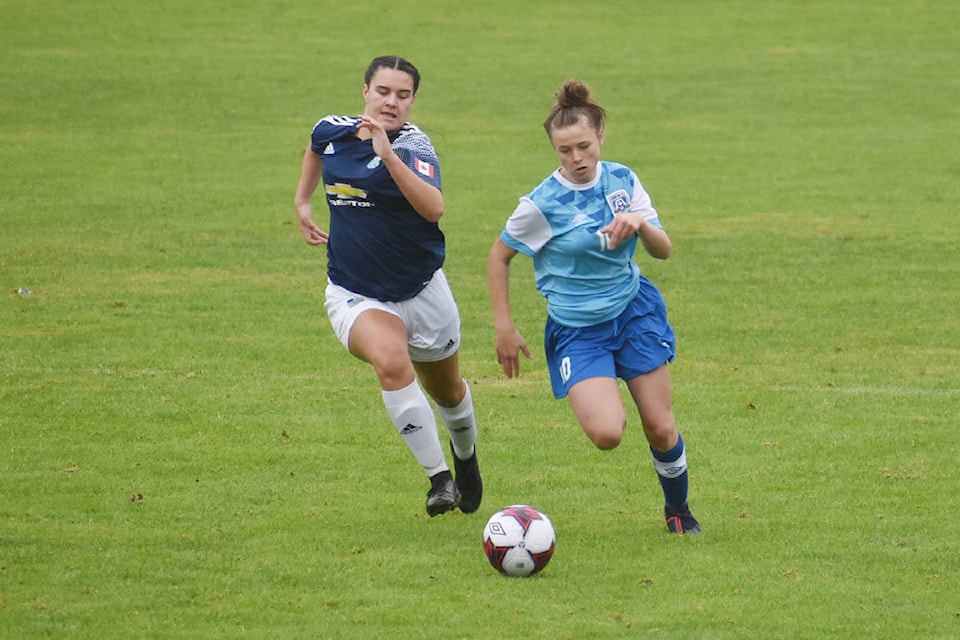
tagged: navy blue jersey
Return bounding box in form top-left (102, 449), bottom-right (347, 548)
top-left (310, 115), bottom-right (444, 302)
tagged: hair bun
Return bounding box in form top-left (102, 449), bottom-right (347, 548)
top-left (543, 79), bottom-right (606, 135)
top-left (556, 80), bottom-right (592, 108)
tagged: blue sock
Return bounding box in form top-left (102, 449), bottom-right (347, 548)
top-left (651, 433), bottom-right (689, 509)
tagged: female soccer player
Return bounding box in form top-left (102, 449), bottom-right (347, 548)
top-left (487, 80), bottom-right (699, 534)
top-left (294, 56), bottom-right (481, 517)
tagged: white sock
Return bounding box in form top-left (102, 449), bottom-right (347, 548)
top-left (382, 381), bottom-right (447, 476)
top-left (436, 379), bottom-right (477, 460)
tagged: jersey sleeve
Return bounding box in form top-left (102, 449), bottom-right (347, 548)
top-left (501, 197), bottom-right (551, 256)
top-left (629, 173), bottom-right (662, 229)
top-left (310, 115), bottom-right (360, 155)
top-left (392, 124), bottom-right (442, 190)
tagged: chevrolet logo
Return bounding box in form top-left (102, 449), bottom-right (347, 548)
top-left (326, 183), bottom-right (368, 199)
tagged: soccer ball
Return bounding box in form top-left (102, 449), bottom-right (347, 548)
top-left (482, 505), bottom-right (556, 577)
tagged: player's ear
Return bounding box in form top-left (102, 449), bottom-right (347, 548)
top-left (598, 129), bottom-right (605, 146)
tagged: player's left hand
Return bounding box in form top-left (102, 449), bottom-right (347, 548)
top-left (600, 213), bottom-right (645, 250)
top-left (356, 115), bottom-right (393, 160)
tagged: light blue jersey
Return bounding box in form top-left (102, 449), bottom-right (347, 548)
top-left (500, 161), bottom-right (662, 327)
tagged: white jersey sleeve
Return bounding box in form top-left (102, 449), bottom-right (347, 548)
top-left (629, 174), bottom-right (662, 228)
top-left (502, 197), bottom-right (552, 255)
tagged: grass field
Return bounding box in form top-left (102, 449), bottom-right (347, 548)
top-left (2, 1), bottom-right (958, 638)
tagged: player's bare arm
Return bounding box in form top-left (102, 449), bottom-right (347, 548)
top-left (487, 239), bottom-right (533, 377)
top-left (357, 114), bottom-right (444, 223)
top-left (294, 149), bottom-right (329, 246)
top-left (637, 221), bottom-right (672, 259)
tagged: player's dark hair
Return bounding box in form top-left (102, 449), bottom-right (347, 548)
top-left (543, 79), bottom-right (606, 137)
top-left (364, 55), bottom-right (421, 94)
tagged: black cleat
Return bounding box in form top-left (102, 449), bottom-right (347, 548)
top-left (452, 445), bottom-right (483, 514)
top-left (665, 504), bottom-right (701, 535)
top-left (426, 470), bottom-right (459, 517)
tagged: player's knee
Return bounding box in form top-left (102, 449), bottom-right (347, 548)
top-left (586, 424), bottom-right (624, 450)
top-left (592, 434), bottom-right (621, 450)
top-left (644, 422), bottom-right (678, 452)
top-left (370, 353), bottom-right (415, 389)
top-left (424, 377), bottom-right (466, 408)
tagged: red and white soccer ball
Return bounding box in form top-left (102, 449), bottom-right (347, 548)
top-left (482, 505), bottom-right (556, 577)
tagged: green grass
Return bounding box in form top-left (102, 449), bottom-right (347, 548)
top-left (2, 0), bottom-right (959, 638)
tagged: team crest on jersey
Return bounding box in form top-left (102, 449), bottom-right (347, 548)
top-left (367, 156), bottom-right (382, 169)
top-left (606, 189), bottom-right (631, 215)
top-left (415, 157), bottom-right (435, 178)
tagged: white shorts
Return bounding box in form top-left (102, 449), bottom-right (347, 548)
top-left (324, 269), bottom-right (462, 363)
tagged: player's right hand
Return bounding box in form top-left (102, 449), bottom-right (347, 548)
top-left (495, 330), bottom-right (533, 378)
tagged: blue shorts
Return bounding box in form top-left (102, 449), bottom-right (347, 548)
top-left (544, 278), bottom-right (676, 399)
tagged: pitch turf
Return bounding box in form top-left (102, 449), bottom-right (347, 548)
top-left (2, 1), bottom-right (958, 638)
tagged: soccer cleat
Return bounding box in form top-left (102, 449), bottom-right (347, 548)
top-left (665, 504), bottom-right (701, 535)
top-left (426, 470), bottom-right (460, 517)
top-left (452, 444), bottom-right (483, 514)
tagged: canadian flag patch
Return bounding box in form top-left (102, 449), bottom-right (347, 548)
top-left (415, 157), bottom-right (435, 178)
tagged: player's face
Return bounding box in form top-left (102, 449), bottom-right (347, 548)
top-left (362, 68), bottom-right (416, 133)
top-left (550, 118), bottom-right (604, 184)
